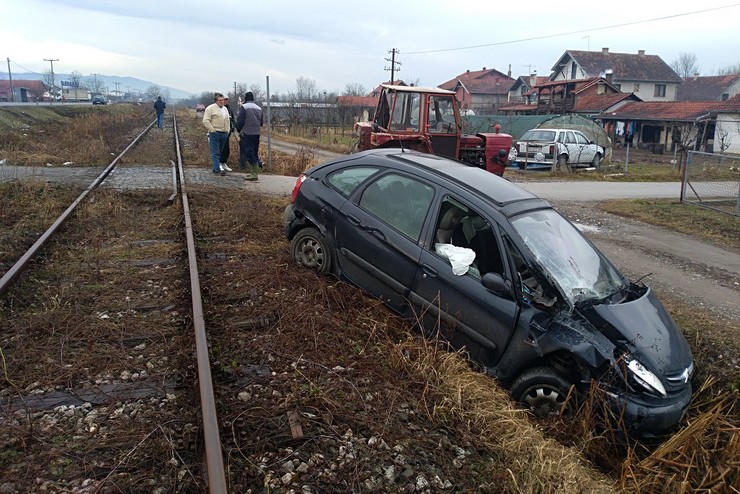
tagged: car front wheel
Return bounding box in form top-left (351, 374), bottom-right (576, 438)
top-left (290, 227), bottom-right (332, 274)
top-left (510, 367), bottom-right (575, 418)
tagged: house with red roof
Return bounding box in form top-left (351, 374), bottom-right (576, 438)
top-left (0, 79), bottom-right (48, 102)
top-left (437, 67), bottom-right (514, 114)
top-left (676, 74), bottom-right (740, 102)
top-left (597, 100), bottom-right (722, 153)
top-left (712, 94), bottom-right (740, 154)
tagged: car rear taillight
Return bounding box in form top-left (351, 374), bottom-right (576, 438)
top-left (290, 174), bottom-right (308, 203)
top-left (549, 144), bottom-right (555, 155)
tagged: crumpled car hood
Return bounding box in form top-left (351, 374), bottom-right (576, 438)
top-left (589, 287), bottom-right (693, 375)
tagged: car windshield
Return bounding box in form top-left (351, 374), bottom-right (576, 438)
top-left (510, 210), bottom-right (624, 305)
top-left (521, 130), bottom-right (556, 141)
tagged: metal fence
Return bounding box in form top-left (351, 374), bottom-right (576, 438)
top-left (681, 151), bottom-right (740, 216)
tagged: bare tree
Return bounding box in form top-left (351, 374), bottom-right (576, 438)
top-left (295, 76), bottom-right (318, 102)
top-left (69, 70), bottom-right (82, 87)
top-left (671, 53), bottom-right (700, 77)
top-left (85, 75), bottom-right (104, 95)
top-left (41, 69), bottom-right (56, 94)
top-left (342, 82), bottom-right (367, 97)
top-left (248, 83), bottom-right (265, 103)
top-left (145, 84), bottom-right (162, 100)
top-left (715, 62), bottom-right (740, 75)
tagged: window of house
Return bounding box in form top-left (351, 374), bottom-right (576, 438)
top-left (722, 93), bottom-right (729, 101)
top-left (614, 84), bottom-right (621, 91)
top-left (570, 62), bottom-right (577, 80)
top-left (633, 83), bottom-right (640, 93)
top-left (654, 84), bottom-right (666, 97)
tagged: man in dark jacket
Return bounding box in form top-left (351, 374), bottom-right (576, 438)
top-left (236, 91), bottom-right (263, 181)
top-left (153, 96), bottom-right (166, 129)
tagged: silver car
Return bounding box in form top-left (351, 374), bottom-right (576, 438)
top-left (515, 128), bottom-right (605, 170)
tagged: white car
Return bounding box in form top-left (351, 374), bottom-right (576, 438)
top-left (515, 128), bottom-right (604, 170)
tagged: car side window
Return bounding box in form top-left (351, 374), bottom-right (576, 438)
top-left (565, 132), bottom-right (576, 144)
top-left (327, 167), bottom-right (380, 198)
top-left (433, 197), bottom-right (505, 280)
top-left (575, 132), bottom-right (590, 145)
top-left (359, 173), bottom-right (434, 241)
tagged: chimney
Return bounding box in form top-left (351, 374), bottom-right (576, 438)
top-left (605, 69), bottom-right (613, 85)
top-left (508, 64), bottom-right (511, 77)
top-left (602, 47), bottom-right (609, 54)
top-left (638, 50), bottom-right (645, 56)
top-left (693, 72), bottom-right (700, 80)
top-left (530, 70), bottom-right (537, 88)
top-left (466, 69), bottom-right (470, 73)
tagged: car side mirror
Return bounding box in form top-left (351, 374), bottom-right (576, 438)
top-left (481, 272), bottom-right (512, 298)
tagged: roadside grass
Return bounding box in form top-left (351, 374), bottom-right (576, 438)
top-left (600, 198), bottom-right (740, 251)
top-left (272, 124), bottom-right (356, 153)
top-left (0, 104), bottom-right (150, 166)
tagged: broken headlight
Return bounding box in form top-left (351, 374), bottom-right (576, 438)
top-left (626, 357), bottom-right (666, 397)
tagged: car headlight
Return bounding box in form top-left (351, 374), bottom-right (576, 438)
top-left (626, 357), bottom-right (666, 397)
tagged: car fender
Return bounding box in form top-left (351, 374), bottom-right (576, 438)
top-left (534, 315), bottom-right (615, 370)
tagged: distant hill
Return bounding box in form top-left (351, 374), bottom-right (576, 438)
top-left (0, 72), bottom-right (191, 101)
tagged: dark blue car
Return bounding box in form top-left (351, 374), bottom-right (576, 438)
top-left (283, 148), bottom-right (694, 437)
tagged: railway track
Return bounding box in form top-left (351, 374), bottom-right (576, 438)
top-left (0, 112), bottom-right (227, 492)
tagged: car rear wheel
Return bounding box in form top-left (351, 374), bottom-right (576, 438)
top-left (592, 153), bottom-right (602, 169)
top-left (510, 367), bottom-right (575, 418)
top-left (556, 154), bottom-right (570, 173)
top-left (290, 227), bottom-right (332, 274)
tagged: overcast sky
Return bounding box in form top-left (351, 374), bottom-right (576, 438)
top-left (2, 0), bottom-right (738, 97)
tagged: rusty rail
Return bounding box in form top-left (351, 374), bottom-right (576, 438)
top-left (0, 119), bottom-right (155, 297)
top-left (173, 112), bottom-right (228, 492)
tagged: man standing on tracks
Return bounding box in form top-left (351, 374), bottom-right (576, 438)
top-left (202, 92), bottom-right (230, 176)
top-left (236, 91), bottom-right (263, 181)
top-left (219, 96), bottom-right (235, 172)
top-left (153, 96), bottom-right (166, 129)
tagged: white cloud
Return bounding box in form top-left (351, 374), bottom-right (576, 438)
top-left (1, 0), bottom-right (738, 96)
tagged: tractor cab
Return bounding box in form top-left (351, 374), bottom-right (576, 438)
top-left (358, 85), bottom-right (460, 159)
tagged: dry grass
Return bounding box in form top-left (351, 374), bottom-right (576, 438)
top-left (0, 104), bottom-right (151, 166)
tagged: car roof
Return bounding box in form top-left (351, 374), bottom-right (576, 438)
top-left (314, 149), bottom-right (548, 214)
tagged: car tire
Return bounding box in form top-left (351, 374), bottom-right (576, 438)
top-left (556, 154), bottom-right (570, 173)
top-left (592, 153), bottom-right (602, 169)
top-left (290, 227), bottom-right (332, 275)
top-left (510, 367), bottom-right (575, 418)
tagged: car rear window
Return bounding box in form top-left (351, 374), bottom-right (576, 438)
top-left (327, 167), bottom-right (380, 197)
top-left (521, 130), bottom-right (556, 141)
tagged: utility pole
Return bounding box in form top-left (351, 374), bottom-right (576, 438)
top-left (114, 82), bottom-right (121, 100)
top-left (384, 48), bottom-right (401, 84)
top-left (44, 58), bottom-right (59, 103)
top-left (7, 58), bottom-right (14, 102)
top-left (233, 81), bottom-right (237, 99)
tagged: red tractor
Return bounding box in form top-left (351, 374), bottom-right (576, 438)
top-left (353, 85), bottom-right (512, 176)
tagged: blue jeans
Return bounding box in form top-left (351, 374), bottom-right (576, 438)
top-left (156, 113), bottom-right (164, 128)
top-left (239, 134), bottom-right (261, 169)
top-left (208, 132), bottom-right (228, 172)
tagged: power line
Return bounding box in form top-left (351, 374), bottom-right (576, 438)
top-left (404, 4), bottom-right (739, 55)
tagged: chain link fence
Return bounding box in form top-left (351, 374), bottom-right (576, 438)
top-left (681, 151), bottom-right (740, 216)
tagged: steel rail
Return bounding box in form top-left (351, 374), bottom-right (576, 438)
top-left (0, 119), bottom-right (156, 297)
top-left (173, 112), bottom-right (228, 492)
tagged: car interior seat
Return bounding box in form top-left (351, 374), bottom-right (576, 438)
top-left (435, 206), bottom-right (465, 244)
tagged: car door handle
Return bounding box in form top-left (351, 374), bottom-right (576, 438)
top-left (346, 213), bottom-right (361, 225)
top-left (366, 227), bottom-right (386, 240)
top-left (421, 264), bottom-right (438, 277)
